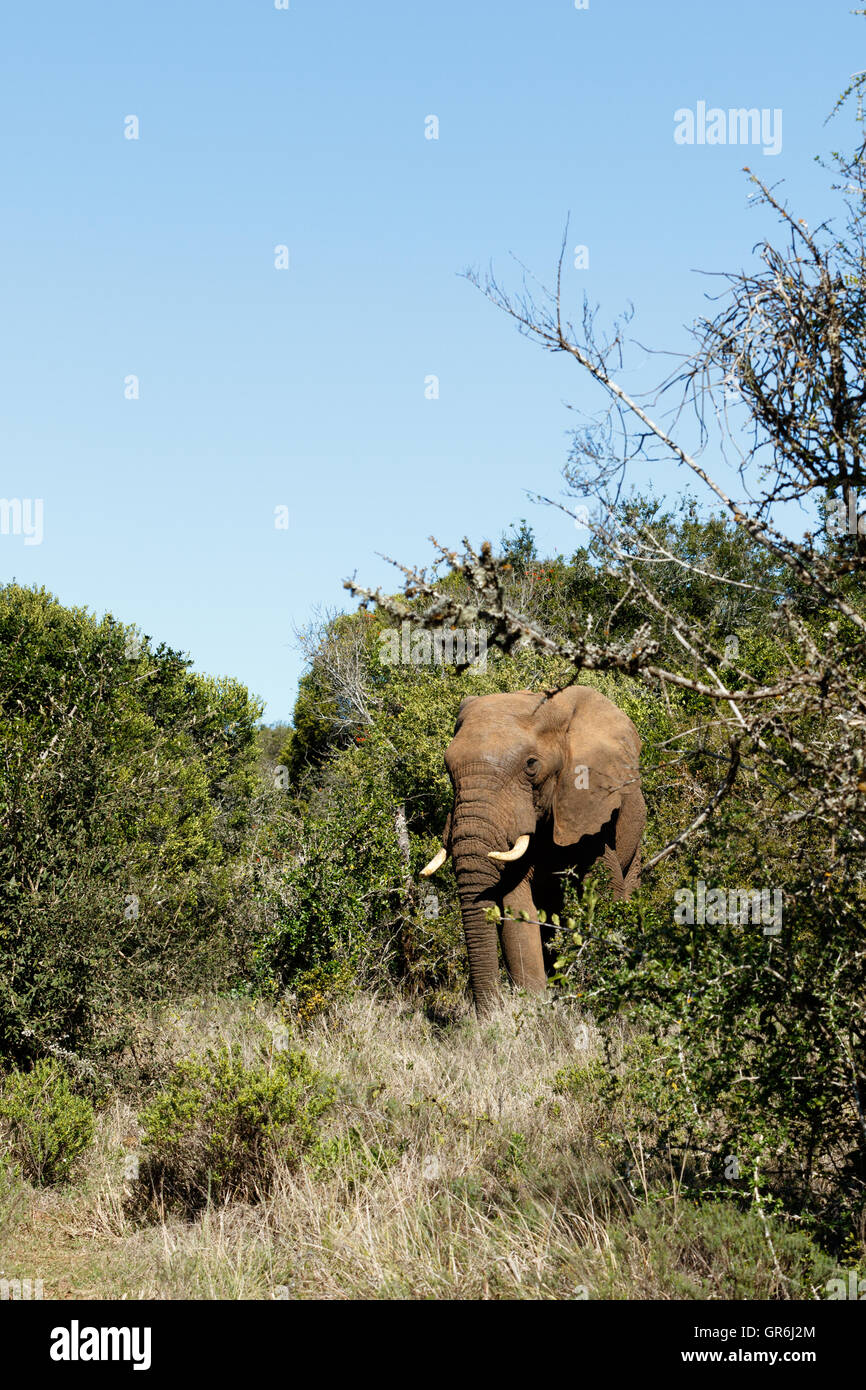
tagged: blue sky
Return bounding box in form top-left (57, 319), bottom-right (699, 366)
top-left (0, 1), bottom-right (860, 720)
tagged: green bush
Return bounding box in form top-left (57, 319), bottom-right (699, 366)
top-left (290, 961), bottom-right (356, 1023)
top-left (0, 1060), bottom-right (95, 1184)
top-left (602, 1202), bottom-right (836, 1301)
top-left (0, 583), bottom-right (263, 1064)
top-left (131, 1043), bottom-right (335, 1219)
top-left (551, 857), bottom-right (866, 1253)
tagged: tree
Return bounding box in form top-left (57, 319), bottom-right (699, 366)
top-left (0, 583), bottom-right (262, 1063)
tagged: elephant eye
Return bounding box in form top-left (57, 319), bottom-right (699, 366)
top-left (525, 757), bottom-right (539, 774)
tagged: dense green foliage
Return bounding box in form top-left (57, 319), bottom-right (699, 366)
top-left (132, 1042), bottom-right (334, 1218)
top-left (0, 1059), bottom-right (95, 1184)
top-left (0, 583), bottom-right (262, 1064)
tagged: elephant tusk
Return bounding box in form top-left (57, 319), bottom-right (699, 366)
top-left (488, 834), bottom-right (530, 863)
top-left (420, 847), bottom-right (447, 877)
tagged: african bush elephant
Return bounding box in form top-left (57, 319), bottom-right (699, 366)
top-left (420, 685), bottom-right (645, 1014)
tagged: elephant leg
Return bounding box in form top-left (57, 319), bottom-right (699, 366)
top-left (604, 791), bottom-right (646, 900)
top-left (500, 879), bottom-right (546, 994)
top-left (617, 790), bottom-right (646, 897)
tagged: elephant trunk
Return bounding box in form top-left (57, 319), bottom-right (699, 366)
top-left (456, 892), bottom-right (502, 1015)
top-left (449, 775), bottom-right (511, 1013)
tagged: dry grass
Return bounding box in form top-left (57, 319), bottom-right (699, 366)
top-left (0, 991), bottom-right (834, 1300)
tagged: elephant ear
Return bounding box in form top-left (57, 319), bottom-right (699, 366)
top-left (552, 694), bottom-right (641, 848)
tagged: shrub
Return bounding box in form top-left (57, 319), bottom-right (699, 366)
top-left (549, 849), bottom-right (866, 1253)
top-left (290, 962), bottom-right (356, 1023)
top-left (131, 1043), bottom-right (335, 1219)
top-left (0, 1060), bottom-right (95, 1184)
top-left (602, 1202), bottom-right (836, 1301)
top-left (0, 583), bottom-right (263, 1064)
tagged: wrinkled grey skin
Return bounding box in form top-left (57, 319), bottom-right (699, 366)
top-left (430, 686), bottom-right (645, 1014)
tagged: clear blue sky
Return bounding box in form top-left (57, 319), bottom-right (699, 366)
top-left (0, 1), bottom-right (859, 720)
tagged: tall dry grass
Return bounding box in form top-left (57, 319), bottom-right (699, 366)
top-left (0, 992), bottom-right (835, 1299)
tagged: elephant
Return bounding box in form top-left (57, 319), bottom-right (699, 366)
top-left (420, 685), bottom-right (645, 1014)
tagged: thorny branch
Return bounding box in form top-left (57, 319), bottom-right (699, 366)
top-left (345, 165), bottom-right (866, 874)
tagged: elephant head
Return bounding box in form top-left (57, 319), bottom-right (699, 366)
top-left (420, 685), bottom-right (645, 1014)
